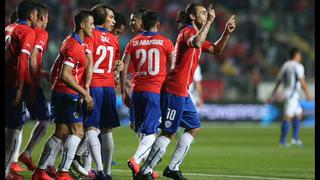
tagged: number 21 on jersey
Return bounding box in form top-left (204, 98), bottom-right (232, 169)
top-left (93, 45), bottom-right (114, 74)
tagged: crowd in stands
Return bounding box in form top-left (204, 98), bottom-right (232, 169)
top-left (5, 0), bottom-right (314, 101)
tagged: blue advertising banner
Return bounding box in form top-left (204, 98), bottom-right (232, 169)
top-left (22, 98), bottom-right (314, 128)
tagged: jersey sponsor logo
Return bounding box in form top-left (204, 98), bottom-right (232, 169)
top-left (101, 36), bottom-right (110, 43)
top-left (165, 120), bottom-right (172, 128)
top-left (73, 111), bottom-right (80, 119)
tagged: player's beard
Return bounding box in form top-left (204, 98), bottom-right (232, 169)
top-left (194, 16), bottom-right (205, 30)
top-left (195, 21), bottom-right (203, 30)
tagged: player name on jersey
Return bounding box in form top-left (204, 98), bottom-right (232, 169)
top-left (132, 39), bottom-right (164, 46)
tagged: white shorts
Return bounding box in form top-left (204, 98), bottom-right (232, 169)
top-left (284, 98), bottom-right (303, 117)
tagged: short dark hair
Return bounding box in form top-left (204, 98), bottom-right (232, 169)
top-left (176, 2), bottom-right (203, 29)
top-left (16, 0), bottom-right (38, 20)
top-left (142, 10), bottom-right (158, 31)
top-left (90, 4), bottom-right (114, 25)
top-left (132, 9), bottom-right (147, 19)
top-left (114, 11), bottom-right (126, 29)
top-left (74, 9), bottom-right (93, 31)
top-left (35, 2), bottom-right (48, 18)
top-left (289, 47), bottom-right (300, 59)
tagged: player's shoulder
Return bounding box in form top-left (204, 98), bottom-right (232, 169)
top-left (127, 34), bottom-right (142, 45)
top-left (155, 34), bottom-right (171, 41)
top-left (19, 24), bottom-right (35, 33)
top-left (181, 25), bottom-right (196, 34)
top-left (295, 61), bottom-right (304, 70)
top-left (33, 27), bottom-right (48, 35)
top-left (104, 32), bottom-right (119, 45)
top-left (282, 60), bottom-right (293, 66)
top-left (62, 35), bottom-right (80, 50)
top-left (177, 25), bottom-right (196, 42)
top-left (5, 23), bottom-right (16, 31)
top-left (89, 29), bottom-right (99, 41)
top-left (162, 36), bottom-right (174, 45)
top-left (154, 34), bottom-right (174, 49)
top-left (106, 31), bottom-right (117, 39)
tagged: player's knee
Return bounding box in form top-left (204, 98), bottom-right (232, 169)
top-left (100, 128), bottom-right (112, 134)
top-left (74, 131), bottom-right (84, 139)
top-left (296, 113), bottom-right (303, 120)
top-left (54, 130), bottom-right (69, 141)
top-left (186, 128), bottom-right (200, 137)
top-left (160, 131), bottom-right (175, 139)
top-left (71, 123), bottom-right (84, 139)
top-left (85, 126), bottom-right (97, 132)
top-left (54, 123), bottom-right (70, 141)
top-left (283, 115), bottom-right (293, 121)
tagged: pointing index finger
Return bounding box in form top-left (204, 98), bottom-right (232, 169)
top-left (228, 14), bottom-right (235, 22)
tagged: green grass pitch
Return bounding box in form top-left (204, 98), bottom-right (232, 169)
top-left (17, 121), bottom-right (314, 179)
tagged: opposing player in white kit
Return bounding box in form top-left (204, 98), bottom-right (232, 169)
top-left (188, 65), bottom-right (203, 109)
top-left (268, 47), bottom-right (312, 146)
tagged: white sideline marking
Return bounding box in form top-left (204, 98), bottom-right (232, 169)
top-left (112, 169), bottom-right (308, 180)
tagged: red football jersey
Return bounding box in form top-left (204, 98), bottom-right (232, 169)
top-left (163, 26), bottom-right (212, 97)
top-left (5, 21), bottom-right (35, 88)
top-left (125, 32), bottom-right (174, 93)
top-left (85, 27), bottom-right (120, 88)
top-left (52, 33), bottom-right (87, 94)
top-left (25, 27), bottom-right (49, 85)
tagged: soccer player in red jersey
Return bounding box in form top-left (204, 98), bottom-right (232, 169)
top-left (111, 11), bottom-right (126, 87)
top-left (40, 35), bottom-right (95, 180)
top-left (121, 10), bottom-right (174, 180)
top-left (111, 11), bottom-right (126, 37)
top-left (5, 1), bottom-right (38, 179)
top-left (129, 9), bottom-right (146, 34)
top-left (82, 4), bottom-right (122, 179)
top-left (15, 3), bottom-right (50, 172)
top-left (126, 9), bottom-right (147, 128)
top-left (32, 10), bottom-right (94, 180)
top-left (70, 10), bottom-right (127, 179)
top-left (6, 9), bottom-right (28, 176)
top-left (136, 3), bottom-right (236, 180)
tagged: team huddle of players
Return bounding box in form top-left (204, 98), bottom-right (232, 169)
top-left (5, 1), bottom-right (236, 180)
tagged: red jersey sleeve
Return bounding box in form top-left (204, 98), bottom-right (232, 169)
top-left (124, 41), bottom-right (133, 55)
top-left (18, 29), bottom-right (36, 82)
top-left (34, 30), bottom-right (48, 52)
top-left (63, 48), bottom-right (79, 68)
top-left (21, 28), bottom-right (36, 56)
top-left (125, 40), bottom-right (135, 73)
top-left (165, 39), bottom-right (174, 56)
top-left (84, 37), bottom-right (93, 55)
top-left (183, 28), bottom-right (197, 47)
top-left (201, 40), bottom-right (212, 52)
